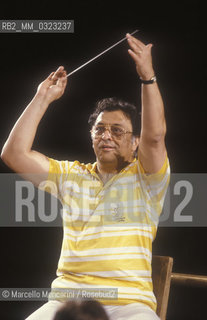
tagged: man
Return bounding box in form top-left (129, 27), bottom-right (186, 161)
top-left (1, 34), bottom-right (170, 320)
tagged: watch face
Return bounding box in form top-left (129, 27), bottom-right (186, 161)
top-left (151, 76), bottom-right (157, 82)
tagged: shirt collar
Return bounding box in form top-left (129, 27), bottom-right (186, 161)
top-left (90, 158), bottom-right (137, 176)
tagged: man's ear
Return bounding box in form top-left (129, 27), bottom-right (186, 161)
top-left (132, 136), bottom-right (140, 152)
top-left (90, 130), bottom-right (94, 149)
top-left (91, 137), bottom-right (94, 150)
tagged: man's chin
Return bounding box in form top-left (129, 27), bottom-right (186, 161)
top-left (98, 153), bottom-right (117, 163)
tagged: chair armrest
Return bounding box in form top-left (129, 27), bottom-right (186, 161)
top-left (171, 273), bottom-right (207, 287)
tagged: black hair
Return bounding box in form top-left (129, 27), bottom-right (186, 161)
top-left (88, 97), bottom-right (140, 136)
top-left (53, 300), bottom-right (109, 320)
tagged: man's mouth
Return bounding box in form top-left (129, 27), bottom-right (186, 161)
top-left (100, 145), bottom-right (115, 151)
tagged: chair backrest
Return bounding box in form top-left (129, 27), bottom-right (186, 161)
top-left (152, 255), bottom-right (173, 320)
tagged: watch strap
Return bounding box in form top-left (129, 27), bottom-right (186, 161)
top-left (140, 75), bottom-right (157, 84)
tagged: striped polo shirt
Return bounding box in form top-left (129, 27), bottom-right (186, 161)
top-left (43, 155), bottom-right (170, 311)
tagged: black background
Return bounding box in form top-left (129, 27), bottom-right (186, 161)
top-left (0, 1), bottom-right (207, 319)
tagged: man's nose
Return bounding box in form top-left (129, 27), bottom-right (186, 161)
top-left (102, 128), bottom-right (112, 139)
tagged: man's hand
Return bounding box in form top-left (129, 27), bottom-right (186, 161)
top-left (126, 33), bottom-right (154, 81)
top-left (37, 66), bottom-right (67, 104)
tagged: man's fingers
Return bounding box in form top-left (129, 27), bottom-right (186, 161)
top-left (128, 49), bottom-right (139, 64)
top-left (127, 34), bottom-right (154, 80)
top-left (146, 43), bottom-right (153, 51)
top-left (51, 66), bottom-right (65, 80)
top-left (127, 34), bottom-right (153, 62)
top-left (46, 67), bottom-right (65, 84)
top-left (46, 67), bottom-right (67, 89)
top-left (126, 33), bottom-right (145, 49)
top-left (47, 72), bottom-right (55, 81)
top-left (127, 37), bottom-right (143, 55)
top-left (57, 75), bottom-right (67, 89)
top-left (56, 70), bottom-right (67, 89)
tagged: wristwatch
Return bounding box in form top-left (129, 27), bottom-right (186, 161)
top-left (140, 75), bottom-right (157, 84)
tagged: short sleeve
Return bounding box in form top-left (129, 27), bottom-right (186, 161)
top-left (39, 158), bottom-right (73, 197)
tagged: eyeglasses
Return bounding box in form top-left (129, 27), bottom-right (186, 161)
top-left (91, 124), bottom-right (133, 139)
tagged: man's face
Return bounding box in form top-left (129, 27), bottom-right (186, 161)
top-left (91, 110), bottom-right (139, 167)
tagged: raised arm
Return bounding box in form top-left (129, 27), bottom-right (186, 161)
top-left (1, 66), bottom-right (67, 185)
top-left (127, 33), bottom-right (167, 173)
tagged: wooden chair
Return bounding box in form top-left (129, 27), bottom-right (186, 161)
top-left (152, 255), bottom-right (173, 320)
top-left (152, 255), bottom-right (207, 320)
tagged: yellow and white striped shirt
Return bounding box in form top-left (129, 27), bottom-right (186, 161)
top-left (44, 156), bottom-right (170, 311)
